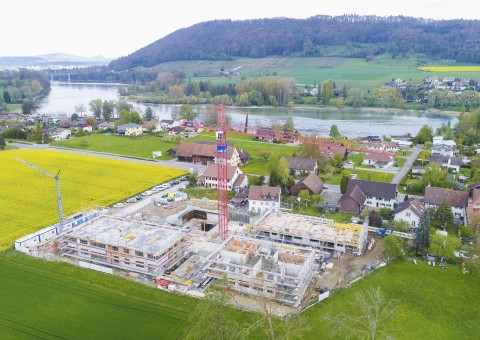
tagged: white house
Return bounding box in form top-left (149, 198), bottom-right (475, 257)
top-left (117, 123), bottom-right (143, 136)
top-left (343, 179), bottom-right (397, 210)
top-left (429, 155), bottom-right (463, 173)
top-left (364, 141), bottom-right (399, 153)
top-left (97, 121), bottom-right (115, 130)
top-left (431, 144), bottom-right (456, 157)
top-left (423, 186), bottom-right (468, 221)
top-left (50, 128), bottom-right (71, 140)
top-left (248, 185), bottom-right (281, 213)
top-left (362, 153), bottom-right (394, 168)
top-left (160, 119), bottom-right (180, 131)
top-left (394, 198), bottom-right (425, 230)
top-left (197, 164), bottom-right (248, 190)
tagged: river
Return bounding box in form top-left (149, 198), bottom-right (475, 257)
top-left (38, 82), bottom-right (457, 138)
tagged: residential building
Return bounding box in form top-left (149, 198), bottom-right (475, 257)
top-left (339, 185), bottom-right (366, 214)
top-left (284, 156), bottom-right (318, 176)
top-left (117, 123), bottom-right (143, 136)
top-left (429, 155), bottom-right (463, 173)
top-left (467, 188), bottom-right (480, 227)
top-left (318, 145), bottom-right (348, 160)
top-left (71, 120), bottom-right (93, 133)
top-left (423, 186), bottom-right (468, 220)
top-left (97, 121), bottom-right (115, 130)
top-left (142, 120), bottom-right (161, 132)
top-left (49, 128), bottom-right (71, 140)
top-left (159, 119), bottom-right (180, 130)
top-left (340, 179), bottom-right (397, 211)
top-left (362, 153), bottom-right (394, 168)
top-left (364, 141), bottom-right (399, 153)
top-left (248, 185), bottom-right (281, 213)
top-left (60, 215), bottom-right (190, 275)
top-left (291, 172), bottom-right (324, 196)
top-left (174, 141), bottom-right (241, 166)
top-left (197, 163), bottom-right (247, 190)
top-left (431, 144), bottom-right (456, 157)
top-left (394, 198), bottom-right (425, 229)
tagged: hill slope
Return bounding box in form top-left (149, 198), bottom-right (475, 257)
top-left (109, 15), bottom-right (480, 70)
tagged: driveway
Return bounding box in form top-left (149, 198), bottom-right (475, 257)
top-left (390, 145), bottom-right (422, 185)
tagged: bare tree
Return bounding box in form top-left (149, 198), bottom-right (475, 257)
top-left (323, 287), bottom-right (397, 340)
top-left (74, 103), bottom-right (86, 117)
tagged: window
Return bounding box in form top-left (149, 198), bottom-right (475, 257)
top-left (135, 251), bottom-right (144, 257)
top-left (411, 221), bottom-right (416, 227)
top-left (124, 249), bottom-right (129, 254)
top-left (112, 246), bottom-right (118, 251)
top-left (406, 212), bottom-right (411, 217)
top-left (80, 239), bottom-right (87, 245)
top-left (91, 242), bottom-right (106, 249)
top-left (68, 237), bottom-right (77, 242)
top-left (147, 254), bottom-right (154, 259)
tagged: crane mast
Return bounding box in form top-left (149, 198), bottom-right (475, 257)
top-left (216, 104), bottom-right (229, 240)
top-left (16, 158), bottom-right (64, 230)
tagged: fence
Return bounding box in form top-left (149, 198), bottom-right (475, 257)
top-left (367, 226), bottom-right (414, 239)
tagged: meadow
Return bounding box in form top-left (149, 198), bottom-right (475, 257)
top-left (56, 134), bottom-right (178, 160)
top-left (0, 149), bottom-right (186, 251)
top-left (1, 250), bottom-right (478, 339)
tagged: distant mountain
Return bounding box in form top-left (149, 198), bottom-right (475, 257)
top-left (109, 15), bottom-right (480, 71)
top-left (0, 53), bottom-right (112, 68)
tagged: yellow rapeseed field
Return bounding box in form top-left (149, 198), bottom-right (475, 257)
top-left (418, 66), bottom-right (480, 72)
top-left (0, 149), bottom-right (187, 251)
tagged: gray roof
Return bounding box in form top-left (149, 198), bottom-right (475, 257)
top-left (423, 186), bottom-right (468, 208)
top-left (346, 179), bottom-right (397, 199)
top-left (284, 156), bottom-right (317, 172)
top-left (118, 123), bottom-right (141, 131)
top-left (394, 198), bottom-right (425, 217)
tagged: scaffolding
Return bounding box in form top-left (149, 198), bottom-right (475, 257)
top-left (203, 237), bottom-right (316, 308)
top-left (60, 215), bottom-right (191, 275)
top-left (253, 212), bottom-right (368, 256)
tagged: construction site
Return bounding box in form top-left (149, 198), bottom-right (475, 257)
top-left (14, 104), bottom-right (386, 314)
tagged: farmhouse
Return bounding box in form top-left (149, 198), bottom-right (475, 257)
top-left (173, 141), bottom-right (241, 166)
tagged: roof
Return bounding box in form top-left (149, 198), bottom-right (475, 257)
top-left (160, 119), bottom-right (174, 124)
top-left (142, 121), bottom-right (157, 128)
top-left (175, 142), bottom-right (236, 159)
top-left (293, 173), bottom-right (324, 195)
top-left (118, 123), bottom-right (141, 130)
top-left (198, 163), bottom-right (239, 181)
top-left (364, 153), bottom-right (394, 163)
top-left (467, 188), bottom-right (480, 226)
top-left (346, 179), bottom-right (397, 199)
top-left (468, 181), bottom-right (480, 192)
top-left (429, 154), bottom-right (449, 163)
top-left (339, 185), bottom-right (366, 205)
top-left (318, 145), bottom-right (347, 158)
top-left (248, 185), bottom-right (281, 201)
top-left (284, 156), bottom-right (317, 172)
top-left (449, 157), bottom-right (463, 166)
top-left (394, 198), bottom-right (425, 217)
top-left (423, 186), bottom-right (468, 207)
top-left (233, 173), bottom-right (247, 187)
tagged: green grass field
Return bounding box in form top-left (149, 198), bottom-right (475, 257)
top-left (329, 168), bottom-right (394, 185)
top-left (1, 250), bottom-right (478, 339)
top-left (57, 134), bottom-right (178, 160)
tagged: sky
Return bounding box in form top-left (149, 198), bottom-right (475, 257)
top-left (1, 0), bottom-right (478, 59)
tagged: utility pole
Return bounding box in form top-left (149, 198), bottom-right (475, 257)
top-left (16, 158), bottom-right (65, 231)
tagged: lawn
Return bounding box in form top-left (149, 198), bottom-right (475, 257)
top-left (302, 260), bottom-right (480, 339)
top-left (0, 149), bottom-right (187, 251)
top-left (329, 168), bottom-right (394, 185)
top-left (56, 133), bottom-right (178, 160)
top-left (395, 156), bottom-right (407, 167)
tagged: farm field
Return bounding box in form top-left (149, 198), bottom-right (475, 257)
top-left (0, 149), bottom-right (186, 251)
top-left (57, 134), bottom-right (178, 160)
top-left (149, 54), bottom-right (480, 91)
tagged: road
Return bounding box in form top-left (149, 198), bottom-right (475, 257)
top-left (10, 143), bottom-right (206, 173)
top-left (390, 145), bottom-right (422, 185)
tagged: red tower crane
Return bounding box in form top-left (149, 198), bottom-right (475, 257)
top-left (216, 104), bottom-right (229, 240)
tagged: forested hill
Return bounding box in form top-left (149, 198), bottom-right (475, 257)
top-left (109, 15), bottom-right (480, 71)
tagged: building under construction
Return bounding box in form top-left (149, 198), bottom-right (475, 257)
top-left (254, 212), bottom-right (368, 256)
top-left (61, 215), bottom-right (190, 275)
top-left (203, 237), bottom-right (316, 308)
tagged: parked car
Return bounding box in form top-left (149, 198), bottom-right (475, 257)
top-left (323, 185), bottom-right (328, 189)
top-left (142, 190), bottom-right (153, 196)
top-left (135, 196), bottom-right (143, 201)
top-left (113, 203), bottom-right (124, 208)
top-left (126, 198), bottom-right (137, 203)
top-left (171, 180), bottom-right (180, 185)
